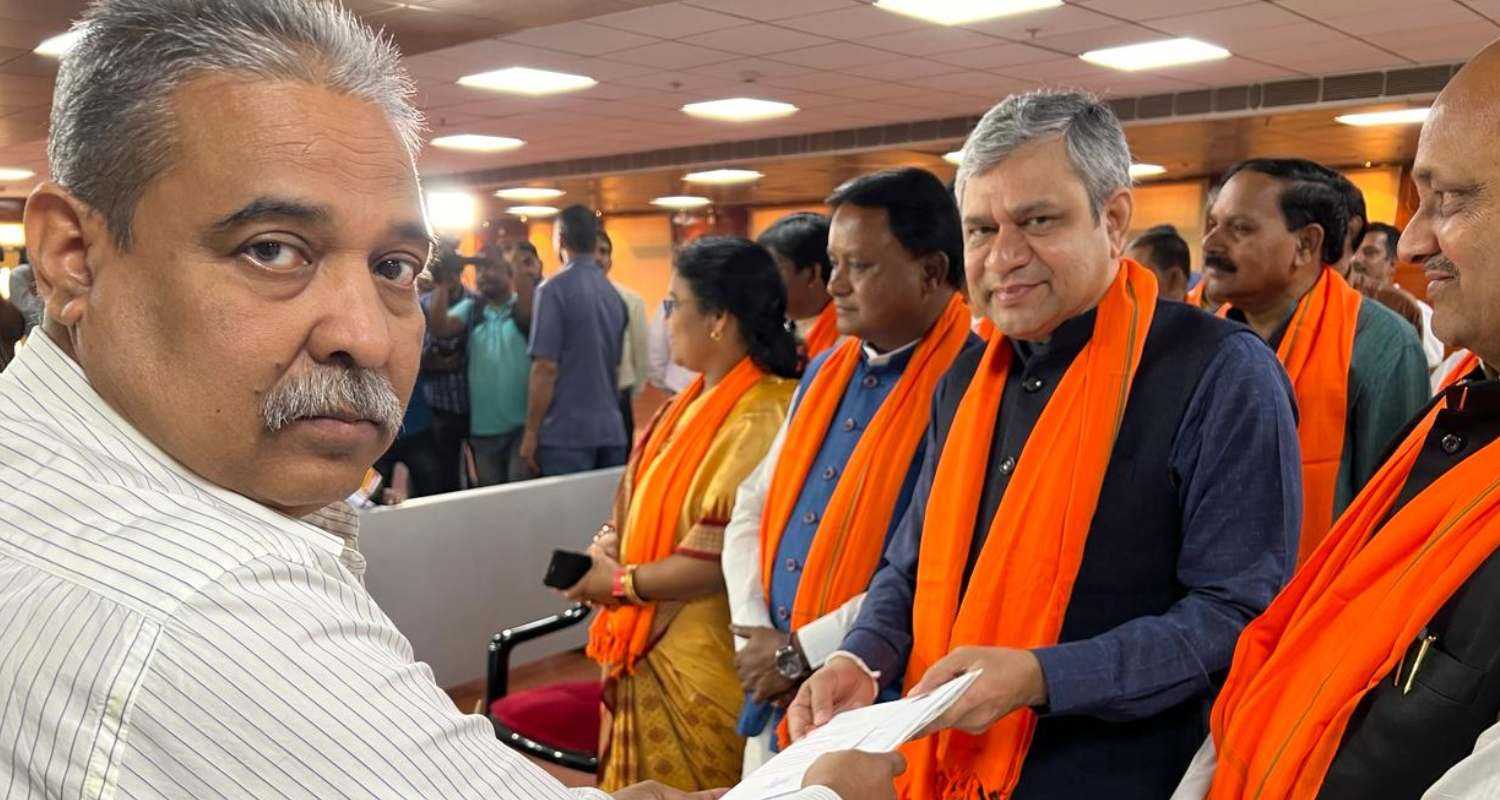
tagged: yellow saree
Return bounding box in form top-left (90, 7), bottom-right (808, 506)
top-left (598, 373), bottom-right (794, 792)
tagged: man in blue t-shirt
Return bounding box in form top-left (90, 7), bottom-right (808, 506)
top-left (519, 204), bottom-right (628, 477)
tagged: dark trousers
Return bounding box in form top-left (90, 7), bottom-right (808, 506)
top-left (428, 409), bottom-right (468, 494)
top-left (618, 390), bottom-right (636, 447)
top-left (373, 428), bottom-right (442, 501)
top-left (537, 445), bottom-right (629, 478)
top-left (469, 430), bottom-right (524, 487)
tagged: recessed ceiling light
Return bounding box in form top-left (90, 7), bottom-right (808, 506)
top-left (682, 98), bottom-right (798, 123)
top-left (1335, 108), bottom-right (1430, 127)
top-left (425, 191), bottom-right (478, 232)
top-left (495, 187), bottom-right (564, 201)
top-left (652, 196), bottom-right (712, 210)
top-left (431, 134), bottom-right (525, 153)
top-left (34, 29), bottom-right (83, 58)
top-left (1129, 163), bottom-right (1166, 178)
top-left (0, 167), bottom-right (36, 182)
top-left (874, 0), bottom-right (1062, 25)
top-left (683, 169), bottom-right (763, 185)
top-left (506, 205), bottom-right (559, 217)
top-left (458, 66), bottom-right (597, 96)
top-left (1080, 38), bottom-right (1230, 72)
top-left (943, 151), bottom-right (963, 165)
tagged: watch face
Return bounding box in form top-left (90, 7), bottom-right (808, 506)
top-left (775, 645), bottom-right (803, 680)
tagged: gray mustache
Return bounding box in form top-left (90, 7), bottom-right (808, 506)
top-left (1426, 255), bottom-right (1459, 276)
top-left (261, 367), bottom-right (402, 435)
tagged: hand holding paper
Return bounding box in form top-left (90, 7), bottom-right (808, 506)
top-left (722, 671), bottom-right (981, 800)
top-left (909, 646), bottom-right (1048, 737)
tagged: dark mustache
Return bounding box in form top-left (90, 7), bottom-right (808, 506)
top-left (1203, 254), bottom-right (1237, 272)
top-left (1426, 255), bottom-right (1458, 276)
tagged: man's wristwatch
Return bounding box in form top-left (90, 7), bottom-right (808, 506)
top-left (775, 634), bottom-right (812, 681)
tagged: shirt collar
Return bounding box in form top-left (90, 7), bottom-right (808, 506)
top-left (12, 332), bottom-right (353, 556)
top-left (1010, 308), bottom-right (1098, 368)
top-left (862, 337), bottom-right (920, 368)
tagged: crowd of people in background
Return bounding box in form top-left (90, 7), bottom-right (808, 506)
top-left (9, 2), bottom-right (1500, 799)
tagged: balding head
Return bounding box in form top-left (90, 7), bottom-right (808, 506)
top-left (1399, 37), bottom-right (1500, 365)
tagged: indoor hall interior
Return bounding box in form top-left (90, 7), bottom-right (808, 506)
top-left (0, 0), bottom-right (1491, 794)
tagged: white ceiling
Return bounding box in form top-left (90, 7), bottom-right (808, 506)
top-left (0, 0), bottom-right (1497, 197)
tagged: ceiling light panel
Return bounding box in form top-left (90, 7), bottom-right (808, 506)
top-left (1335, 108), bottom-right (1430, 126)
top-left (506, 206), bottom-right (559, 217)
top-left (458, 67), bottom-right (597, 96)
top-left (874, 0), bottom-right (1063, 26)
top-left (0, 168), bottom-right (36, 182)
top-left (652, 196), bottom-right (712, 210)
top-left (682, 98), bottom-right (798, 123)
top-left (1080, 38), bottom-right (1230, 72)
top-left (683, 169), bottom-right (763, 185)
top-left (495, 187), bottom-right (564, 201)
top-left (431, 134), bottom-right (525, 153)
top-left (35, 29), bottom-right (83, 57)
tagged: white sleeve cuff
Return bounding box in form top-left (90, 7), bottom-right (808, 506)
top-left (826, 650), bottom-right (882, 688)
top-left (796, 787), bottom-right (843, 800)
top-left (796, 594), bottom-right (865, 668)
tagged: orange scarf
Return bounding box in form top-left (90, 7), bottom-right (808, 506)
top-left (1439, 350), bottom-right (1482, 392)
top-left (587, 357), bottom-right (765, 677)
top-left (901, 261), bottom-right (1158, 800)
top-left (760, 293), bottom-right (971, 629)
top-left (1186, 281), bottom-right (1207, 308)
top-left (1208, 395), bottom-right (1500, 799)
top-left (803, 303), bottom-right (840, 359)
top-left (1264, 268), bottom-right (1363, 563)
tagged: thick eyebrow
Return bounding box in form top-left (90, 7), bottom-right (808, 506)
top-left (389, 220), bottom-right (439, 263)
top-left (1008, 200), bottom-right (1058, 220)
top-left (207, 196), bottom-right (332, 235)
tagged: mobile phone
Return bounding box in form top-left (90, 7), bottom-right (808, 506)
top-left (543, 548), bottom-right (594, 590)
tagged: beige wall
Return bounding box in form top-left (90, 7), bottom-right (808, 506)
top-left (1129, 179), bottom-right (1210, 271)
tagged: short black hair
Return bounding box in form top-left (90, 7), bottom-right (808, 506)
top-left (1327, 171), bottom-right (1366, 254)
top-left (825, 167), bottom-right (964, 289)
top-left (512, 240), bottom-right (539, 260)
top-left (1129, 224), bottom-right (1190, 278)
top-left (1218, 158), bottom-right (1348, 266)
top-left (598, 228), bottom-right (613, 251)
top-left (757, 212), bottom-right (833, 284)
top-left (1358, 221), bottom-right (1402, 263)
top-left (674, 236), bottom-right (802, 379)
top-left (556, 203), bottom-right (599, 255)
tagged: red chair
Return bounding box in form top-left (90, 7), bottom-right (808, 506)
top-left (485, 604), bottom-right (601, 772)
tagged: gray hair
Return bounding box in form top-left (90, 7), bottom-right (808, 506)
top-left (955, 90), bottom-right (1132, 220)
top-left (49, 0), bottom-right (424, 250)
top-left (261, 365), bottom-right (403, 435)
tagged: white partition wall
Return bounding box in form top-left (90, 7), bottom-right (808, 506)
top-left (359, 468), bottom-right (623, 688)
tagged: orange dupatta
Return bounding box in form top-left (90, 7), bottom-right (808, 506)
top-left (760, 293), bottom-right (971, 629)
top-left (1186, 281), bottom-right (1207, 308)
top-left (1263, 268), bottom-right (1363, 562)
top-left (900, 260), bottom-right (1158, 800)
top-left (803, 303), bottom-right (840, 359)
top-left (1208, 394), bottom-right (1500, 799)
top-left (587, 357), bottom-right (766, 677)
top-left (1439, 350), bottom-right (1482, 392)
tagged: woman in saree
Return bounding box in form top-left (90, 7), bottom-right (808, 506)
top-left (564, 236), bottom-right (802, 792)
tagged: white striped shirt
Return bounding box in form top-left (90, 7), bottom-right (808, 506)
top-left (0, 332), bottom-right (841, 800)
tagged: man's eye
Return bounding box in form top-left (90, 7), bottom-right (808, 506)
top-left (375, 257), bottom-right (418, 287)
top-left (241, 241), bottom-right (308, 271)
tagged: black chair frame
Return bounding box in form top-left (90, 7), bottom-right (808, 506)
top-left (485, 604), bottom-right (599, 773)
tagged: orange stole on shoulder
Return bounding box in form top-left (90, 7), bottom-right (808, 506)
top-left (1269, 268), bottom-right (1363, 563)
top-left (587, 357), bottom-right (766, 678)
top-left (900, 261), bottom-right (1158, 800)
top-left (803, 303), bottom-right (840, 360)
top-left (760, 293), bottom-right (972, 628)
top-left (1439, 350), bottom-right (1482, 392)
top-left (1208, 395), bottom-right (1500, 799)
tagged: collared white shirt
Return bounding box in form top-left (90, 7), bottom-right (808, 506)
top-left (0, 332), bottom-right (839, 800)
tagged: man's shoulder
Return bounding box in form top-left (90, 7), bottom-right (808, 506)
top-left (0, 418), bottom-right (348, 624)
top-left (1355, 295), bottom-right (1424, 352)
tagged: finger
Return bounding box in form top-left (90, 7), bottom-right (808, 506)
top-left (908, 659), bottom-right (966, 699)
top-left (811, 679), bottom-right (837, 727)
top-left (880, 751), bottom-right (908, 777)
top-left (729, 625), bottom-right (752, 638)
top-left (787, 689), bottom-right (813, 740)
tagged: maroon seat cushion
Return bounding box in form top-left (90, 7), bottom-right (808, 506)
top-left (490, 681), bottom-right (602, 756)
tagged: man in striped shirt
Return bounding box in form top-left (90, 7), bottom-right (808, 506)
top-left (0, 1), bottom-right (902, 798)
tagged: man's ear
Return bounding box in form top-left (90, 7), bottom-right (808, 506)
top-left (24, 182), bottom-right (108, 330)
top-left (1102, 188), bottom-right (1134, 258)
top-left (1294, 223), bottom-right (1327, 271)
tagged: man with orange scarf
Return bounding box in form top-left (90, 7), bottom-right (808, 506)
top-left (759, 212), bottom-right (842, 360)
top-left (1203, 159), bottom-right (1429, 561)
top-left (786, 90), bottom-right (1303, 800)
top-left (723, 168), bottom-right (981, 773)
top-left (1172, 40), bottom-right (1500, 800)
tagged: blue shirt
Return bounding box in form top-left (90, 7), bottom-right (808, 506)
top-left (419, 289), bottom-right (476, 415)
top-left (842, 324), bottom-right (1302, 720)
top-left (527, 255), bottom-right (628, 449)
top-left (450, 297), bottom-right (530, 437)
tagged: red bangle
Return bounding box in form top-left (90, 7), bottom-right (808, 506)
top-left (611, 567), bottom-right (629, 601)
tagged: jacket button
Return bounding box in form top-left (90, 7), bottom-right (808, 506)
top-left (823, 466), bottom-right (837, 480)
top-left (862, 375), bottom-right (879, 389)
top-left (802, 511), bottom-right (818, 524)
top-left (785, 558), bottom-right (800, 572)
top-left (1441, 433), bottom-right (1465, 455)
top-left (1023, 377), bottom-right (1044, 393)
top-left (842, 418), bottom-right (857, 432)
top-left (999, 456), bottom-right (1017, 475)
top-left (777, 607), bottom-right (790, 620)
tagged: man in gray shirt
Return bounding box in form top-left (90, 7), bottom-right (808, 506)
top-left (520, 204), bottom-right (630, 476)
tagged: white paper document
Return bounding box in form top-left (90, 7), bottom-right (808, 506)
top-left (722, 670), bottom-right (982, 800)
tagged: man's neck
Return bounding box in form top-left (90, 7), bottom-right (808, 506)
top-left (864, 290), bottom-right (951, 353)
top-left (797, 296), bottom-right (831, 323)
top-left (1240, 269), bottom-right (1322, 342)
top-left (485, 290), bottom-right (513, 307)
